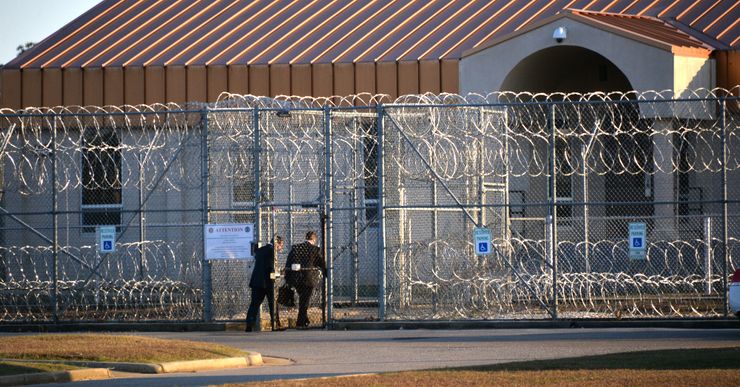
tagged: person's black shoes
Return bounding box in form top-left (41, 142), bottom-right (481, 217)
top-left (245, 324), bottom-right (254, 332)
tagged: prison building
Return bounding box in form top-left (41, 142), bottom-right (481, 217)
top-left (0, 0), bottom-right (738, 108)
top-left (0, 1), bottom-right (739, 323)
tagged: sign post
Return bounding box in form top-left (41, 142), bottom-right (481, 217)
top-left (474, 227), bottom-right (492, 255)
top-left (204, 223), bottom-right (255, 260)
top-left (96, 225), bottom-right (116, 306)
top-left (628, 222), bottom-right (647, 260)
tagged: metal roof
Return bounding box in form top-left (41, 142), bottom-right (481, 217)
top-left (572, 9), bottom-right (717, 49)
top-left (6, 0), bottom-right (739, 69)
top-left (465, 8), bottom-right (719, 58)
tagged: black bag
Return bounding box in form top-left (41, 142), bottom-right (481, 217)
top-left (277, 283), bottom-right (295, 307)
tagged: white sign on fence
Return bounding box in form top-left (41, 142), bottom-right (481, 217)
top-left (474, 227), bottom-right (492, 255)
top-left (628, 222), bottom-right (647, 260)
top-left (97, 225), bottom-right (116, 254)
top-left (205, 223), bottom-right (254, 260)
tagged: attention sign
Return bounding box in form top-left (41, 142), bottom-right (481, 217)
top-left (205, 223), bottom-right (254, 260)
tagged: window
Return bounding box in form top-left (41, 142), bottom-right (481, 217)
top-left (361, 118), bottom-right (379, 227)
top-left (550, 115), bottom-right (574, 221)
top-left (554, 139), bottom-right (573, 219)
top-left (81, 127), bottom-right (122, 232)
top-left (232, 177), bottom-right (255, 207)
top-left (231, 175), bottom-right (257, 223)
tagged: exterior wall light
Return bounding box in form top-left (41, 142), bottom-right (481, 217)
top-left (553, 26), bottom-right (567, 43)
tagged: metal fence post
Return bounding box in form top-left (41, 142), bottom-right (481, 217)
top-left (252, 108), bottom-right (262, 247)
top-left (200, 109), bottom-right (212, 322)
top-left (138, 152), bottom-right (145, 281)
top-left (582, 144), bottom-right (590, 273)
top-left (704, 216), bottom-right (712, 295)
top-left (253, 108), bottom-right (261, 245)
top-left (252, 107), bottom-right (262, 330)
top-left (377, 104), bottom-right (386, 321)
top-left (548, 104), bottom-right (558, 319)
top-left (720, 98), bottom-right (728, 316)
top-left (324, 106), bottom-right (334, 325)
top-left (477, 108), bottom-right (485, 228)
top-left (51, 114), bottom-right (58, 323)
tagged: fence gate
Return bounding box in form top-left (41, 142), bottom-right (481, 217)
top-left (206, 107), bottom-right (328, 327)
top-left (261, 109), bottom-right (327, 329)
top-left (381, 101), bottom-right (556, 320)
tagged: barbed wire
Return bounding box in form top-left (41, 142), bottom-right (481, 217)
top-left (0, 88), bottom-right (738, 322)
top-left (386, 236), bottom-right (735, 319)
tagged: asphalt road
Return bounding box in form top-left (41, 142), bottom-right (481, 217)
top-left (32, 327), bottom-right (740, 386)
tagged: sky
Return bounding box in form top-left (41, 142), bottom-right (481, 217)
top-left (0, 0), bottom-right (102, 64)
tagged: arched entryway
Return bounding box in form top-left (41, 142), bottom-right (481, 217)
top-left (500, 46), bottom-right (632, 93)
top-left (501, 46), bottom-right (654, 228)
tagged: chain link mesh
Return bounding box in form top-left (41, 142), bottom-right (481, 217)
top-left (0, 88), bottom-right (738, 323)
top-left (383, 89), bottom-right (739, 319)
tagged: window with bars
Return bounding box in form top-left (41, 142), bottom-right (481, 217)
top-left (361, 118), bottom-right (379, 227)
top-left (81, 127), bottom-right (122, 232)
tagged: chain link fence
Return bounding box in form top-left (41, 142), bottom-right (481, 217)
top-left (0, 89), bottom-right (738, 324)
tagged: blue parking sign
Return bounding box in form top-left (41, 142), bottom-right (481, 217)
top-left (474, 228), bottom-right (492, 255)
top-left (98, 226), bottom-right (116, 253)
top-left (628, 222), bottom-right (646, 260)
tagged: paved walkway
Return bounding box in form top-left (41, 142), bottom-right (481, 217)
top-left (32, 327), bottom-right (740, 386)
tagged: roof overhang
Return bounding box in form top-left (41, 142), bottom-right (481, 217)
top-left (463, 10), bottom-right (714, 59)
top-left (459, 10), bottom-right (718, 119)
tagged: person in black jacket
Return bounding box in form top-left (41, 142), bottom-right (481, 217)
top-left (285, 231), bottom-right (325, 328)
top-left (246, 236), bottom-right (284, 332)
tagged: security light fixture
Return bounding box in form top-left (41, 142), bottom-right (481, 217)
top-left (553, 26), bottom-right (567, 43)
top-left (276, 109), bottom-right (291, 118)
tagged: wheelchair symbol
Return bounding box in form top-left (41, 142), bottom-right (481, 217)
top-left (632, 238), bottom-right (642, 248)
top-left (478, 242), bottom-right (488, 253)
top-left (103, 241), bottom-right (112, 251)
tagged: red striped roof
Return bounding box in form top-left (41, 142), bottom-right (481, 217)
top-left (6, 0), bottom-right (738, 69)
top-left (573, 9), bottom-right (716, 49)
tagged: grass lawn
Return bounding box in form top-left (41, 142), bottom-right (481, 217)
top-left (0, 334), bottom-right (248, 364)
top-left (230, 347), bottom-right (740, 387)
top-left (0, 361), bottom-right (81, 377)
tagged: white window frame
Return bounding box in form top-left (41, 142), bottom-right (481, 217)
top-left (80, 127), bottom-right (122, 233)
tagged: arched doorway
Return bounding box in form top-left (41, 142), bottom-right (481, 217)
top-left (500, 46), bottom-right (632, 93)
top-left (501, 46), bottom-right (653, 232)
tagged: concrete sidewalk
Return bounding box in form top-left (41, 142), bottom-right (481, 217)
top-left (41, 327), bottom-right (740, 386)
top-left (0, 318), bottom-right (737, 333)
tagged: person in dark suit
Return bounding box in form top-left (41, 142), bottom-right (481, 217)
top-left (285, 231), bottom-right (326, 328)
top-left (246, 236), bottom-right (284, 332)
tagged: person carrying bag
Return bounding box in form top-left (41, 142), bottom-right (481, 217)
top-left (284, 231), bottom-right (325, 328)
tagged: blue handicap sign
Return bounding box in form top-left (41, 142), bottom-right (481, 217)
top-left (478, 242), bottom-right (488, 253)
top-left (103, 241), bottom-right (112, 250)
top-left (632, 238), bottom-right (642, 248)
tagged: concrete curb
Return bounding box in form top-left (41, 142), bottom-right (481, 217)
top-left (2, 319), bottom-right (736, 333)
top-left (158, 354), bottom-right (263, 373)
top-left (0, 322), bottom-right (233, 333)
top-left (330, 318), bottom-right (740, 330)
top-left (0, 368), bottom-right (111, 387)
top-left (0, 355), bottom-right (264, 375)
